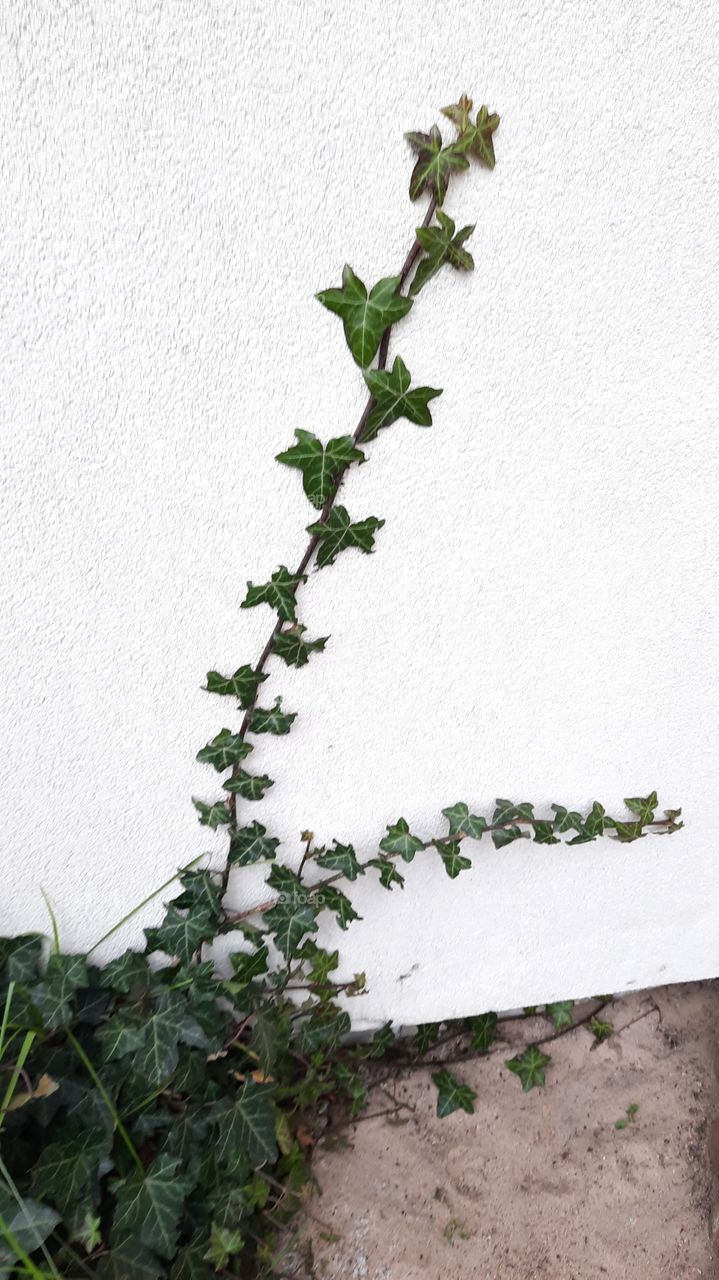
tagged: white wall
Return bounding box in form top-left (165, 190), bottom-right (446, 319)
top-left (1, 0), bottom-right (718, 1026)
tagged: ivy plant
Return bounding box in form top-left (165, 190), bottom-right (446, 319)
top-left (0, 94), bottom-right (682, 1279)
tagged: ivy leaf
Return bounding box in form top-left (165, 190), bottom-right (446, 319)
top-left (362, 356), bottom-right (442, 442)
top-left (0, 1189), bottom-right (60, 1276)
top-left (505, 1046), bottom-right (551, 1091)
top-left (367, 857), bottom-right (405, 890)
top-left (315, 841), bottom-right (365, 882)
top-left (217, 1079), bottom-right (277, 1167)
top-left (204, 665), bottom-right (268, 708)
top-left (96, 1009), bottom-right (146, 1061)
top-left (31, 1131), bottom-right (106, 1217)
top-left (196, 729), bottom-right (253, 771)
top-left (145, 906), bottom-right (215, 963)
top-left (405, 124), bottom-right (469, 204)
top-left (111, 1153), bottom-right (190, 1260)
top-left (192, 799), bottom-right (232, 830)
top-left (532, 820), bottom-right (559, 845)
top-left (228, 821), bottom-right (280, 867)
top-left (203, 1224), bottom-right (243, 1271)
top-left (584, 801), bottom-right (607, 838)
top-left (551, 804), bottom-right (584, 834)
top-left (306, 506), bottom-right (385, 569)
top-left (103, 950), bottom-right (151, 996)
top-left (370, 1022), bottom-right (395, 1057)
top-left (318, 885), bottom-right (360, 931)
top-left (222, 770), bottom-right (273, 801)
top-left (492, 825), bottom-right (528, 850)
top-left (276, 428), bottom-right (364, 509)
top-left (546, 1000), bottom-right (574, 1030)
top-left (454, 104), bottom-right (500, 169)
top-left (623, 791), bottom-right (658, 824)
top-left (379, 817), bottom-right (424, 863)
top-left (31, 955), bottom-right (89, 1028)
top-left (274, 625), bottom-right (328, 668)
top-left (410, 210), bottom-right (475, 297)
top-left (432, 1068), bottom-right (476, 1117)
top-left (441, 92), bottom-right (475, 132)
top-left (316, 266), bottom-right (413, 368)
top-left (0, 934), bottom-right (43, 986)
top-left (298, 1006), bottom-right (351, 1055)
top-left (441, 802), bottom-right (487, 840)
top-left (613, 820), bottom-right (646, 842)
top-left (230, 945), bottom-right (269, 988)
top-left (171, 870), bottom-right (222, 918)
top-left (98, 1240), bottom-right (164, 1280)
top-left (170, 1245), bottom-right (214, 1280)
top-left (247, 698), bottom-right (296, 736)
top-left (414, 1022), bottom-right (441, 1053)
top-left (241, 566), bottom-right (306, 623)
top-left (133, 1006), bottom-right (185, 1088)
top-left (434, 839), bottom-right (472, 879)
top-left (467, 1011), bottom-right (498, 1053)
top-left (264, 894), bottom-right (318, 960)
top-left (589, 1016), bottom-right (614, 1042)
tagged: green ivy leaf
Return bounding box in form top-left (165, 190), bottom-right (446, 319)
top-left (379, 817), bottom-right (425, 863)
top-left (414, 1022), bottom-right (441, 1053)
top-left (467, 1011), bottom-right (497, 1053)
top-left (432, 1068), bottom-right (476, 1117)
top-left (274, 624), bottom-right (329, 668)
top-left (192, 798), bottom-right (232, 830)
top-left (298, 1006), bottom-right (350, 1055)
top-left (111, 1153), bottom-right (190, 1260)
top-left (98, 1240), bottom-right (165, 1280)
top-left (0, 1189), bottom-right (60, 1276)
top-left (584, 801), bottom-right (607, 838)
top-left (370, 1022), bottom-right (395, 1057)
top-left (492, 825), bottom-right (528, 850)
top-left (171, 870), bottom-right (222, 918)
top-left (96, 1008), bottom-right (146, 1061)
top-left (405, 124), bottom-right (469, 204)
top-left (546, 1000), bottom-right (574, 1030)
top-left (434, 839), bottom-right (472, 878)
top-left (145, 906), bottom-right (216, 963)
top-left (410, 210), bottom-right (475, 296)
top-left (551, 804), bottom-right (584, 834)
top-left (0, 934), bottom-right (43, 986)
top-left (441, 92), bottom-right (475, 133)
top-left (623, 791), bottom-right (658, 824)
top-left (441, 802), bottom-right (487, 840)
top-left (228, 821), bottom-right (280, 866)
top-left (31, 1131), bottom-right (107, 1217)
top-left (31, 955), bottom-right (89, 1029)
top-left (102, 950), bottom-right (151, 995)
top-left (276, 428), bottom-right (364, 509)
top-left (222, 769), bottom-right (273, 801)
top-left (306, 506), bottom-right (385, 568)
top-left (362, 356), bottom-right (442, 442)
top-left (505, 1046), bottom-right (551, 1091)
top-left (453, 103), bottom-right (500, 169)
top-left (589, 1016), bottom-right (614, 1042)
top-left (613, 820), bottom-right (646, 842)
top-left (230, 945), bottom-right (269, 987)
top-left (318, 885), bottom-right (360, 931)
top-left (204, 665), bottom-right (268, 707)
top-left (216, 1079), bottom-right (277, 1167)
top-left (316, 266), bottom-right (413, 367)
top-left (247, 698), bottom-right (296, 735)
top-left (203, 1224), bottom-right (243, 1271)
top-left (367, 858), bottom-right (405, 890)
top-left (264, 892), bottom-right (319, 960)
top-left (241, 566), bottom-right (307, 623)
top-left (532, 820), bottom-right (560, 845)
top-left (315, 841), bottom-right (365, 882)
top-left (170, 1246), bottom-right (214, 1280)
top-left (196, 729), bottom-right (253, 771)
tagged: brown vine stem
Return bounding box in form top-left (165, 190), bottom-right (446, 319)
top-left (221, 193), bottom-right (438, 860)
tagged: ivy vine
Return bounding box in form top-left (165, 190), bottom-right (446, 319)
top-left (0, 95), bottom-right (681, 1279)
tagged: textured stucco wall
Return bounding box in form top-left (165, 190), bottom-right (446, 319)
top-left (1, 0), bottom-right (718, 1025)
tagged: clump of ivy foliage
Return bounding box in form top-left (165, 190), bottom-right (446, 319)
top-left (0, 96), bottom-right (682, 1279)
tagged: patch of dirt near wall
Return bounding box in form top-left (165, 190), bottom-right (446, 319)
top-left (304, 983), bottom-right (719, 1279)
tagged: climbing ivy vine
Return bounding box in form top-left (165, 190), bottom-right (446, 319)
top-left (0, 96), bottom-right (681, 1279)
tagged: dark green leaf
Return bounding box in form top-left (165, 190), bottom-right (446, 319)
top-left (247, 697), bottom-right (296, 735)
top-left (491, 825), bottom-right (528, 849)
top-left (318, 885), bottom-right (360, 930)
top-left (414, 1022), bottom-right (441, 1053)
top-left (102, 950), bottom-right (151, 995)
top-left (366, 858), bottom-right (405, 890)
top-left (171, 870), bottom-right (222, 918)
top-left (204, 665), bottom-right (268, 707)
top-left (274, 625), bottom-right (328, 667)
top-left (613, 820), bottom-right (646, 842)
top-left (298, 1006), bottom-right (350, 1055)
top-left (0, 934), bottom-right (43, 986)
top-left (441, 801), bottom-right (488, 840)
top-left (546, 1000), bottom-right (574, 1030)
top-left (432, 1068), bottom-right (476, 1117)
top-left (589, 1016), bottom-right (614, 1042)
top-left (0, 1189), bottom-right (61, 1277)
top-left (31, 1130), bottom-right (106, 1217)
top-left (192, 799), bottom-right (232, 830)
top-left (532, 820), bottom-right (560, 845)
top-left (505, 1046), bottom-right (551, 1091)
top-left (623, 791), bottom-right (658, 824)
top-left (410, 209), bottom-right (475, 296)
top-left (434, 839), bottom-right (472, 878)
top-left (228, 821), bottom-right (280, 866)
top-left (453, 103), bottom-right (500, 168)
top-left (96, 1008), bottom-right (146, 1061)
top-left (379, 817), bottom-right (425, 863)
top-left (196, 728), bottom-right (253, 771)
top-left (316, 266), bottom-right (413, 367)
top-left (467, 1011), bottom-right (497, 1053)
top-left (222, 769), bottom-right (273, 801)
top-left (362, 356), bottom-right (442, 442)
top-left (441, 92), bottom-right (474, 132)
top-left (241, 565), bottom-right (306, 623)
top-left (306, 506), bottom-right (384, 568)
top-left (171, 1245), bottom-right (214, 1280)
top-left (264, 890), bottom-right (319, 960)
top-left (370, 1022), bottom-right (395, 1057)
top-left (111, 1153), bottom-right (189, 1260)
top-left (216, 1079), bottom-right (277, 1167)
top-left (230, 945), bottom-right (269, 987)
top-left (315, 841), bottom-right (364, 882)
top-left (145, 906), bottom-right (215, 963)
top-left (276, 428), bottom-right (364, 508)
top-left (405, 124), bottom-right (469, 204)
top-left (98, 1240), bottom-right (165, 1280)
top-left (551, 804), bottom-right (584, 834)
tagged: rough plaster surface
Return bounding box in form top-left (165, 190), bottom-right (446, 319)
top-left (1, 1), bottom-right (718, 1023)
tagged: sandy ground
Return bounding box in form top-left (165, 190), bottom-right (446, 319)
top-left (304, 982), bottom-right (719, 1280)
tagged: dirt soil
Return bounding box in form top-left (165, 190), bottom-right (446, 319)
top-left (304, 982), bottom-right (719, 1280)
